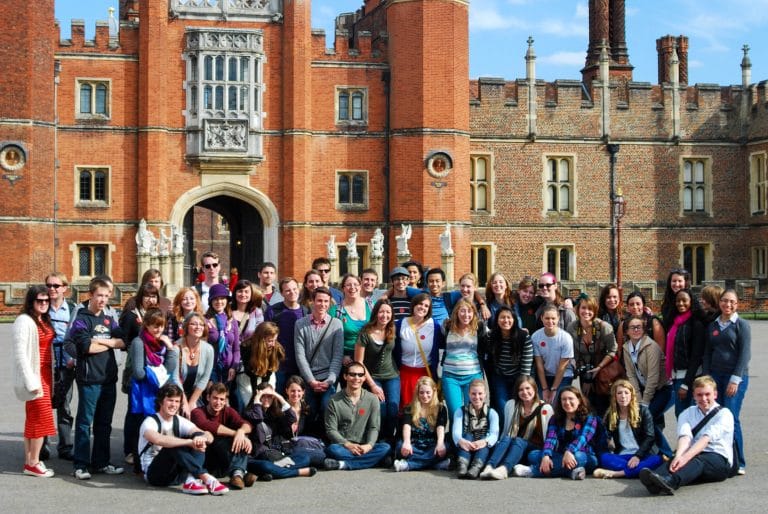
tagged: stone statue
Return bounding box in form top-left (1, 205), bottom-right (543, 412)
top-left (135, 218), bottom-right (153, 255)
top-left (159, 228), bottom-right (171, 257)
top-left (171, 224), bottom-right (185, 255)
top-left (150, 235), bottom-right (159, 258)
top-left (347, 233), bottom-right (358, 259)
top-left (440, 223), bottom-right (454, 256)
top-left (327, 235), bottom-right (336, 260)
top-left (396, 224), bottom-right (412, 256)
top-left (370, 228), bottom-right (384, 259)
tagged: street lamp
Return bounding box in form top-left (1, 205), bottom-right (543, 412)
top-left (613, 188), bottom-right (627, 295)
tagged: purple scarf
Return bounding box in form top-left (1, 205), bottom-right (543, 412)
top-left (140, 328), bottom-right (166, 367)
top-left (665, 310), bottom-right (691, 379)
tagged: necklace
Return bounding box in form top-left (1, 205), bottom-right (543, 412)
top-left (186, 339), bottom-right (200, 361)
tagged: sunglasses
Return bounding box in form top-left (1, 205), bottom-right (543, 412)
top-left (538, 282), bottom-right (555, 289)
top-left (670, 268), bottom-right (689, 275)
top-left (317, 268), bottom-right (331, 274)
top-left (204, 263), bottom-right (219, 269)
top-left (346, 372), bottom-right (365, 378)
top-left (46, 283), bottom-right (63, 289)
top-left (35, 298), bottom-right (50, 304)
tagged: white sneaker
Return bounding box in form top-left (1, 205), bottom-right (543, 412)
top-left (74, 468), bottom-right (92, 480)
top-left (489, 466), bottom-right (509, 480)
top-left (393, 459), bottom-right (409, 472)
top-left (95, 464), bottom-right (124, 475)
top-left (512, 464), bottom-right (533, 477)
top-left (478, 465), bottom-right (494, 479)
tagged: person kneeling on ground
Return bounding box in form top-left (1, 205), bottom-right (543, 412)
top-left (324, 361), bottom-right (391, 470)
top-left (639, 375), bottom-right (735, 495)
top-left (453, 378), bottom-right (500, 479)
top-left (190, 382), bottom-right (255, 490)
top-left (138, 383), bottom-right (229, 495)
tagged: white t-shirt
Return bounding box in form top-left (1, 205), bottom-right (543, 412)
top-left (532, 328), bottom-right (574, 377)
top-left (138, 414), bottom-right (199, 474)
top-left (398, 320), bottom-right (435, 368)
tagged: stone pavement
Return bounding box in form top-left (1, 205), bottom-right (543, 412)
top-left (0, 322), bottom-right (764, 513)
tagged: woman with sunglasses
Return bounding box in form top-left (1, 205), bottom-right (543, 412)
top-left (13, 285), bottom-right (57, 477)
top-left (534, 273), bottom-right (575, 330)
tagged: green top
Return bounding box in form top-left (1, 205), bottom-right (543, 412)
top-left (325, 388), bottom-right (380, 446)
top-left (357, 331), bottom-right (399, 380)
top-left (330, 302), bottom-right (371, 356)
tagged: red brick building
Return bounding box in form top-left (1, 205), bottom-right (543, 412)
top-left (1, 0), bottom-right (766, 309)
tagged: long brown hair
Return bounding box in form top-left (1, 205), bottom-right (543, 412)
top-left (247, 322), bottom-right (285, 376)
top-left (604, 379), bottom-right (641, 431)
top-left (21, 285), bottom-right (52, 328)
top-left (553, 386), bottom-right (591, 425)
top-left (485, 272), bottom-right (515, 307)
top-left (362, 298), bottom-right (395, 344)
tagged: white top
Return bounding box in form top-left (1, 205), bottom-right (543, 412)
top-left (677, 402), bottom-right (734, 465)
top-left (138, 414), bottom-right (199, 475)
top-left (532, 328), bottom-right (574, 377)
top-left (617, 419), bottom-right (639, 455)
top-left (399, 320), bottom-right (435, 368)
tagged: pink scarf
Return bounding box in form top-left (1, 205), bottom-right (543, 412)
top-left (140, 328), bottom-right (166, 367)
top-left (665, 310), bottom-right (691, 379)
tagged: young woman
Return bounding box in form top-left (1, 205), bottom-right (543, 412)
top-left (697, 284), bottom-right (723, 326)
top-left (282, 376), bottom-right (327, 467)
top-left (514, 277), bottom-right (540, 334)
top-left (13, 285), bottom-right (56, 477)
top-left (618, 291), bottom-right (665, 349)
top-left (166, 287), bottom-right (204, 340)
top-left (660, 268), bottom-right (692, 330)
top-left (354, 299), bottom-right (400, 443)
top-left (452, 379), bottom-right (499, 479)
top-left (125, 308), bottom-right (178, 468)
top-left (239, 321), bottom-right (285, 409)
top-left (593, 380), bottom-right (662, 479)
top-left (205, 283), bottom-right (240, 401)
top-left (485, 305), bottom-right (533, 422)
top-left (703, 289), bottom-right (750, 474)
top-left (598, 283), bottom-right (622, 334)
top-left (442, 298), bottom-right (486, 420)
top-left (394, 293), bottom-right (444, 408)
top-left (480, 375), bottom-right (553, 480)
top-left (532, 305), bottom-right (575, 405)
top-left (330, 274), bottom-right (371, 361)
top-left (534, 272), bottom-right (576, 330)
top-left (393, 377), bottom-right (449, 472)
top-left (299, 269), bottom-right (324, 310)
top-left (231, 280), bottom-right (265, 344)
top-left (120, 283), bottom-right (160, 346)
top-left (458, 273), bottom-right (491, 318)
top-left (485, 272), bottom-right (515, 325)
top-left (403, 260), bottom-right (424, 289)
top-left (517, 386), bottom-right (599, 480)
top-left (566, 296), bottom-right (618, 416)
top-left (666, 289), bottom-right (705, 416)
top-left (177, 313), bottom-right (214, 418)
top-left (243, 383), bottom-right (317, 479)
top-left (623, 315), bottom-right (673, 458)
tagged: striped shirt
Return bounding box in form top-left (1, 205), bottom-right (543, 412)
top-left (443, 331), bottom-right (482, 377)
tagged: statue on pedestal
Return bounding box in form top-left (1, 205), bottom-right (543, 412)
top-left (396, 224), bottom-right (412, 256)
top-left (440, 223), bottom-right (454, 256)
top-left (371, 228), bottom-right (384, 259)
top-left (347, 233), bottom-right (358, 259)
top-left (135, 219), bottom-right (153, 255)
top-left (326, 235), bottom-right (337, 260)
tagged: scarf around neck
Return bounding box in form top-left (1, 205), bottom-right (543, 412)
top-left (665, 310), bottom-right (691, 379)
top-left (140, 328), bottom-right (166, 367)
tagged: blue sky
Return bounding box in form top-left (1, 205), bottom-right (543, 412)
top-left (56, 0), bottom-right (767, 86)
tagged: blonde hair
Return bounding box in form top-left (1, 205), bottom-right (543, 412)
top-left (604, 379), bottom-right (641, 431)
top-left (172, 287), bottom-right (204, 322)
top-left (445, 298), bottom-right (479, 335)
top-left (409, 376), bottom-right (441, 428)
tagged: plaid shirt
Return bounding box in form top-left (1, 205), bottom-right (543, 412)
top-left (542, 414), bottom-right (599, 458)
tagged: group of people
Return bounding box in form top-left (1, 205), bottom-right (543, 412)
top-left (12, 257), bottom-right (750, 497)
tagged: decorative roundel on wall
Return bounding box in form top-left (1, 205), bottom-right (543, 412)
top-left (425, 151), bottom-right (453, 179)
top-left (0, 143), bottom-right (26, 172)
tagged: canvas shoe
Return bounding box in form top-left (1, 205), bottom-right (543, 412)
top-left (488, 466), bottom-right (509, 480)
top-left (207, 478), bottom-right (229, 496)
top-left (570, 466), bottom-right (586, 480)
top-left (95, 464), bottom-right (124, 475)
top-left (73, 468), bottom-right (92, 480)
top-left (182, 479), bottom-right (208, 495)
top-left (393, 459), bottom-right (409, 472)
top-left (512, 464), bottom-right (533, 477)
top-left (24, 462), bottom-right (54, 478)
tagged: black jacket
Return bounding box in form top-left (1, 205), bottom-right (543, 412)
top-left (605, 404), bottom-right (658, 459)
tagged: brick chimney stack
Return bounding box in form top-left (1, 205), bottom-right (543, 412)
top-left (582, 0), bottom-right (633, 84)
top-left (657, 35), bottom-right (689, 84)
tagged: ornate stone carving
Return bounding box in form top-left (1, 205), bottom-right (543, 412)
top-left (185, 27), bottom-right (264, 53)
top-left (440, 223), bottom-right (454, 256)
top-left (370, 228), bottom-right (384, 259)
top-left (396, 224), bottom-right (412, 256)
top-left (347, 233), bottom-right (358, 259)
top-left (327, 235), bottom-right (336, 260)
top-left (204, 120), bottom-right (249, 152)
top-left (171, 0), bottom-right (279, 22)
top-left (136, 218), bottom-right (153, 255)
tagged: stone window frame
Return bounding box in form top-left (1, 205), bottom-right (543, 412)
top-left (752, 246), bottom-right (767, 278)
top-left (544, 244), bottom-right (576, 282)
top-left (749, 151), bottom-right (766, 215)
top-left (335, 86), bottom-right (368, 126)
top-left (336, 170), bottom-right (369, 211)
top-left (543, 155), bottom-right (576, 216)
top-left (70, 241), bottom-right (116, 282)
top-left (470, 154), bottom-right (493, 214)
top-left (470, 243), bottom-right (495, 287)
top-left (75, 165), bottom-right (110, 208)
top-left (680, 242), bottom-right (712, 285)
top-left (679, 156), bottom-right (712, 216)
top-left (75, 78), bottom-right (111, 120)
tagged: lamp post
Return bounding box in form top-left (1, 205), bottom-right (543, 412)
top-left (607, 143), bottom-right (620, 282)
top-left (613, 188), bottom-right (627, 295)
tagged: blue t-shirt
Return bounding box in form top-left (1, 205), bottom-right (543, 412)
top-left (405, 287), bottom-right (462, 326)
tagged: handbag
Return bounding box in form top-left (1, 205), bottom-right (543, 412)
top-left (594, 326), bottom-right (626, 396)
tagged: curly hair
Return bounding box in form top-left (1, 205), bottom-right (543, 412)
top-left (553, 386), bottom-right (591, 425)
top-left (247, 322), bottom-right (285, 377)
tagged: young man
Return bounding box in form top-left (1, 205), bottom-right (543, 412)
top-left (190, 383), bottom-right (254, 490)
top-left (68, 278), bottom-right (126, 480)
top-left (139, 383), bottom-right (229, 495)
top-left (324, 361), bottom-right (391, 470)
top-left (45, 272), bottom-right (77, 461)
top-left (195, 251), bottom-right (220, 311)
top-left (257, 262), bottom-right (284, 306)
top-left (640, 375), bottom-right (735, 495)
top-left (294, 287), bottom-right (344, 434)
top-left (311, 257), bottom-right (344, 304)
top-left (360, 268), bottom-right (384, 309)
top-left (268, 277), bottom-right (310, 392)
top-left (401, 268), bottom-right (488, 325)
top-left (388, 267), bottom-right (412, 321)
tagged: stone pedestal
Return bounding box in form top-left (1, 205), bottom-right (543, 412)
top-left (169, 253), bottom-right (184, 296)
top-left (329, 257), bottom-right (339, 286)
top-left (347, 256), bottom-right (359, 278)
top-left (158, 255), bottom-right (171, 292)
top-left (136, 253), bottom-right (150, 284)
top-left (370, 255), bottom-right (383, 286)
top-left (397, 253), bottom-right (411, 266)
top-left (441, 253), bottom-right (455, 289)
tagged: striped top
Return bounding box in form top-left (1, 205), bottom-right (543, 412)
top-left (442, 330), bottom-right (482, 377)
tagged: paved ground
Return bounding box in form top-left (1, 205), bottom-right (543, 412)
top-left (0, 322), bottom-right (764, 513)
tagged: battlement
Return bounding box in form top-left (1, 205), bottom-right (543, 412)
top-left (311, 27), bottom-right (387, 63)
top-left (55, 18), bottom-right (122, 52)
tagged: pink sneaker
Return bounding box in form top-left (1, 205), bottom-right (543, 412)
top-left (207, 478), bottom-right (229, 496)
top-left (182, 479), bottom-right (208, 495)
top-left (24, 462), bottom-right (54, 478)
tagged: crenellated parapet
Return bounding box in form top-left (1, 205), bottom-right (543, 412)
top-left (55, 18), bottom-right (137, 53)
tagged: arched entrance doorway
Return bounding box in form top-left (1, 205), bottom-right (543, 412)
top-left (169, 184), bottom-right (279, 287)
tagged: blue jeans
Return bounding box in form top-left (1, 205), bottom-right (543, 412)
top-left (74, 382), bottom-right (117, 471)
top-left (647, 384), bottom-right (673, 458)
top-left (489, 373), bottom-right (521, 428)
top-left (395, 442), bottom-right (442, 471)
top-left (374, 377), bottom-right (400, 442)
top-left (536, 376), bottom-right (573, 402)
top-left (599, 452), bottom-right (663, 478)
top-left (528, 449), bottom-right (598, 477)
top-left (712, 372), bottom-right (748, 468)
top-left (247, 453), bottom-right (311, 479)
top-left (487, 436), bottom-right (536, 470)
top-left (442, 372), bottom-right (483, 424)
top-left (456, 445), bottom-right (490, 468)
top-left (304, 383), bottom-right (336, 436)
top-left (325, 442), bottom-right (391, 470)
top-left (146, 446), bottom-right (207, 486)
top-left (672, 378), bottom-right (692, 417)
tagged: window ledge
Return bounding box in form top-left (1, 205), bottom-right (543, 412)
top-left (76, 114), bottom-right (111, 122)
top-left (76, 201), bottom-right (110, 209)
top-left (336, 203), bottom-right (368, 212)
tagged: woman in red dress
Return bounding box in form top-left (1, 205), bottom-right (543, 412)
top-left (13, 285), bottom-right (57, 477)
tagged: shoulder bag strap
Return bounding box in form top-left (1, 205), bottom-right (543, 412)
top-left (408, 317), bottom-right (432, 379)
top-left (691, 406), bottom-right (722, 438)
top-left (308, 320), bottom-right (333, 367)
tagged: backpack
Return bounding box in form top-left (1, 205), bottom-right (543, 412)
top-left (139, 414), bottom-right (180, 458)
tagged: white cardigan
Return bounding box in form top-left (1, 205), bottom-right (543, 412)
top-left (13, 314), bottom-right (44, 402)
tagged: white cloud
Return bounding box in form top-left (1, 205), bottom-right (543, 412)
top-left (539, 51), bottom-right (584, 67)
top-left (470, 5), bottom-right (525, 31)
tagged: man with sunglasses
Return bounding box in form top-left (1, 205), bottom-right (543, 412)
top-left (311, 257), bottom-right (343, 304)
top-left (45, 272), bottom-right (77, 461)
top-left (324, 361), bottom-right (391, 470)
top-left (195, 252), bottom-right (221, 311)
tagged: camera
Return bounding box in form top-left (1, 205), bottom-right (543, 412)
top-left (576, 365), bottom-right (594, 383)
